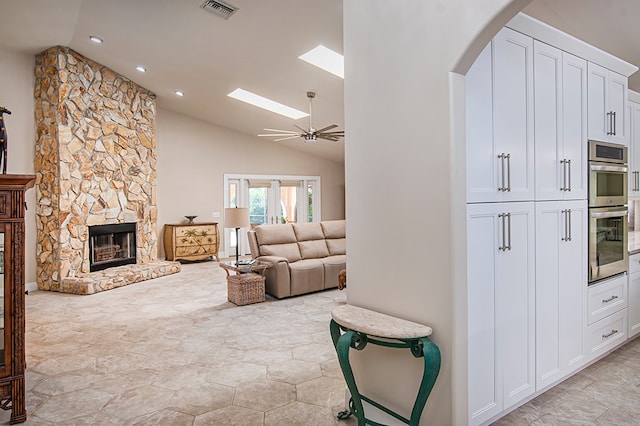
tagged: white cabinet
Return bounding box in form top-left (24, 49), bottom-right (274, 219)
top-left (587, 273), bottom-right (628, 325)
top-left (588, 62), bottom-right (628, 145)
top-left (467, 202), bottom-right (535, 426)
top-left (628, 253), bottom-right (640, 338)
top-left (628, 96), bottom-right (640, 194)
top-left (467, 27), bottom-right (534, 203)
top-left (535, 200), bottom-right (587, 390)
top-left (534, 42), bottom-right (587, 201)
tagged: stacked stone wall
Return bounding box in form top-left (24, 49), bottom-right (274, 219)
top-left (34, 46), bottom-right (158, 291)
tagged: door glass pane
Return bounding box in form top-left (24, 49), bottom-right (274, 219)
top-left (595, 216), bottom-right (624, 266)
top-left (228, 183), bottom-right (238, 248)
top-left (280, 186), bottom-right (297, 223)
top-left (307, 184), bottom-right (313, 222)
top-left (250, 187), bottom-right (268, 225)
top-left (0, 232), bottom-right (4, 366)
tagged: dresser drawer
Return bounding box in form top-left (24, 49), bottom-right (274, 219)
top-left (587, 274), bottom-right (628, 325)
top-left (586, 308), bottom-right (627, 359)
top-left (174, 225), bottom-right (217, 240)
top-left (629, 253), bottom-right (640, 275)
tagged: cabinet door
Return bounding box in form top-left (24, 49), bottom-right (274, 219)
top-left (629, 100), bottom-right (640, 195)
top-left (629, 271), bottom-right (640, 338)
top-left (467, 203), bottom-right (501, 424)
top-left (466, 42), bottom-right (495, 203)
top-left (467, 202), bottom-right (535, 424)
top-left (534, 42), bottom-right (563, 201)
top-left (587, 62), bottom-right (609, 141)
top-left (608, 70), bottom-right (628, 145)
top-left (561, 53), bottom-right (588, 200)
top-left (535, 200), bottom-right (587, 390)
top-left (495, 202), bottom-right (535, 410)
top-left (493, 28), bottom-right (534, 202)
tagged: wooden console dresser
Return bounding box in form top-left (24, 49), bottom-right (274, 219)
top-left (0, 174), bottom-right (36, 424)
top-left (164, 222), bottom-right (220, 262)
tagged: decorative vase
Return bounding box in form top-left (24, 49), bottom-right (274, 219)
top-left (185, 215), bottom-right (197, 224)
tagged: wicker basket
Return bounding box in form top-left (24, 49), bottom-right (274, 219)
top-left (227, 273), bottom-right (265, 305)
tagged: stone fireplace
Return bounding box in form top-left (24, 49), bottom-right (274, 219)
top-left (33, 46), bottom-right (179, 294)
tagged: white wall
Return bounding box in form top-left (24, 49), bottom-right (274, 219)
top-left (343, 1), bottom-right (529, 424)
top-left (0, 48), bottom-right (37, 284)
top-left (153, 108), bottom-right (345, 258)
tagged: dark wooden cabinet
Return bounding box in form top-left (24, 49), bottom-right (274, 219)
top-left (0, 175), bottom-right (35, 424)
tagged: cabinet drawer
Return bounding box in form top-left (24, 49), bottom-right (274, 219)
top-left (175, 244), bottom-right (217, 257)
top-left (174, 225), bottom-right (217, 239)
top-left (629, 253), bottom-right (640, 275)
top-left (586, 309), bottom-right (627, 359)
top-left (587, 274), bottom-right (628, 325)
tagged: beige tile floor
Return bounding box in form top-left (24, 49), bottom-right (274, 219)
top-left (1, 260), bottom-right (638, 425)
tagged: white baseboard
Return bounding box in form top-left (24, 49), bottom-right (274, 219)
top-left (25, 282), bottom-right (38, 293)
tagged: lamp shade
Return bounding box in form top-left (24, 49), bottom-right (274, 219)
top-left (224, 207), bottom-right (249, 229)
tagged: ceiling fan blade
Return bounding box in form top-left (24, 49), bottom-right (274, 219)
top-left (264, 128), bottom-right (298, 134)
top-left (319, 135), bottom-right (340, 141)
top-left (274, 135), bottom-right (302, 142)
top-left (320, 131), bottom-right (344, 136)
top-left (259, 133), bottom-right (302, 137)
top-left (315, 124), bottom-right (338, 133)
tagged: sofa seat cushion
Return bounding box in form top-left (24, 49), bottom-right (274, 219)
top-left (326, 238), bottom-right (346, 255)
top-left (289, 259), bottom-right (324, 296)
top-left (321, 255), bottom-right (346, 289)
top-left (298, 239), bottom-right (329, 259)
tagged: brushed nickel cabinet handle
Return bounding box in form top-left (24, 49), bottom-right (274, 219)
top-left (567, 160), bottom-right (571, 191)
top-left (498, 213), bottom-right (506, 251)
top-left (613, 111), bottom-right (617, 136)
top-left (561, 209), bottom-right (568, 241)
top-left (506, 154), bottom-right (511, 192)
top-left (506, 212), bottom-right (512, 251)
top-left (560, 160), bottom-right (567, 191)
top-left (567, 209), bottom-right (572, 241)
top-left (602, 295), bottom-right (619, 303)
top-left (602, 329), bottom-right (619, 339)
top-left (498, 154), bottom-right (505, 191)
top-left (606, 111), bottom-right (613, 135)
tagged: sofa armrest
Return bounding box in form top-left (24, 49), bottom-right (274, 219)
top-left (257, 255), bottom-right (291, 299)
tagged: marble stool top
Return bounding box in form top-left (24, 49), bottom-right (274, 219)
top-left (331, 304), bottom-right (433, 339)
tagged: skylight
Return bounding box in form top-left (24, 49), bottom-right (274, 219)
top-left (227, 88), bottom-right (308, 120)
top-left (298, 45), bottom-right (344, 79)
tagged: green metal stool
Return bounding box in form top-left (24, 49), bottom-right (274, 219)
top-left (330, 304), bottom-right (441, 426)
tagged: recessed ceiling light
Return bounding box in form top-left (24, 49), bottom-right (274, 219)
top-left (175, 91), bottom-right (185, 97)
top-left (227, 88), bottom-right (308, 120)
top-left (136, 66), bottom-right (147, 73)
top-left (299, 45), bottom-right (344, 79)
top-left (89, 35), bottom-right (103, 44)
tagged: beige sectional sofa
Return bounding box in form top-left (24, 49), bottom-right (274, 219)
top-left (247, 220), bottom-right (346, 298)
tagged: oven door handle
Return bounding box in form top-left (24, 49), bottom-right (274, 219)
top-left (590, 209), bottom-right (628, 219)
top-left (589, 163), bottom-right (628, 173)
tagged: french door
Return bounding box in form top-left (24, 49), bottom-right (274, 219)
top-left (223, 174), bottom-right (321, 257)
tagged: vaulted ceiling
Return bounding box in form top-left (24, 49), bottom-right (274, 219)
top-left (1, 1), bottom-right (639, 164)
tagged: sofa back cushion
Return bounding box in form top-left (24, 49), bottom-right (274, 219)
top-left (321, 220), bottom-right (346, 239)
top-left (326, 238), bottom-right (346, 255)
top-left (292, 223), bottom-right (329, 259)
top-left (255, 224), bottom-right (301, 262)
top-left (321, 220), bottom-right (346, 255)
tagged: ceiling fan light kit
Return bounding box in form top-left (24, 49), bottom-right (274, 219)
top-left (258, 91), bottom-right (344, 143)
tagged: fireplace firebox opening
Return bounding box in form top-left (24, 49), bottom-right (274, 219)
top-left (88, 223), bottom-right (137, 272)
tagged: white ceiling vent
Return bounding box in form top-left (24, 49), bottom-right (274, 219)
top-left (200, 0), bottom-right (238, 19)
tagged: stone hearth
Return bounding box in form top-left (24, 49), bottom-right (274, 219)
top-left (33, 46), bottom-right (179, 294)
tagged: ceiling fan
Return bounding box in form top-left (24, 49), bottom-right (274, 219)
top-left (258, 91), bottom-right (345, 142)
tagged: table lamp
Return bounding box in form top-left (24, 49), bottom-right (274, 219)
top-left (224, 207), bottom-right (249, 266)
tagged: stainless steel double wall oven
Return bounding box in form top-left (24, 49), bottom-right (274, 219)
top-left (588, 140), bottom-right (628, 283)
